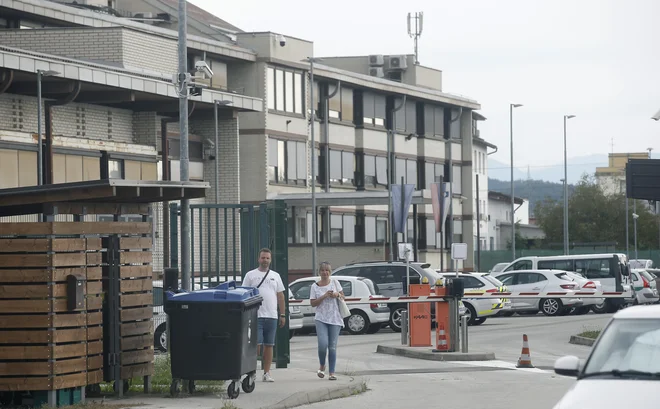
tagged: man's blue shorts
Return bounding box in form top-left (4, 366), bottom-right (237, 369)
top-left (257, 318), bottom-right (278, 346)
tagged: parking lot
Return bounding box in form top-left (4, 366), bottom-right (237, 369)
top-left (289, 313), bottom-right (612, 409)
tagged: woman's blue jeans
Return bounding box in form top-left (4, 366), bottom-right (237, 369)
top-left (315, 320), bottom-right (341, 374)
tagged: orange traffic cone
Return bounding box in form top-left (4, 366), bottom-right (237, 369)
top-left (516, 334), bottom-right (534, 368)
top-left (435, 323), bottom-right (448, 351)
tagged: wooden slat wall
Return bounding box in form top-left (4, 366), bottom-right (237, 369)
top-left (115, 235), bottom-right (154, 382)
top-left (0, 233), bottom-right (106, 392)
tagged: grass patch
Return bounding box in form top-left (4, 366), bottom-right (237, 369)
top-left (578, 330), bottom-right (601, 339)
top-left (99, 354), bottom-right (225, 395)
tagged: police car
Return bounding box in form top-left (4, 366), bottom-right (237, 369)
top-left (436, 272), bottom-right (508, 325)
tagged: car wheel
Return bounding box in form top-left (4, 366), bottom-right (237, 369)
top-left (464, 303), bottom-right (477, 325)
top-left (573, 306), bottom-right (590, 315)
top-left (498, 311), bottom-right (515, 317)
top-left (472, 317), bottom-right (487, 325)
top-left (389, 306), bottom-right (406, 333)
top-left (345, 310), bottom-right (370, 335)
top-left (154, 323), bottom-right (167, 352)
top-left (540, 298), bottom-right (563, 316)
top-left (591, 302), bottom-right (608, 314)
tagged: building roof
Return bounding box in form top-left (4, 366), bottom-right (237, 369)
top-left (488, 191), bottom-right (524, 205)
top-left (152, 0), bottom-right (243, 33)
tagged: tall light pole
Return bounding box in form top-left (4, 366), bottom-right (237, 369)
top-left (177, 0), bottom-right (191, 291)
top-left (563, 114), bottom-right (575, 255)
top-left (36, 69), bottom-right (59, 186)
top-left (305, 56), bottom-right (321, 274)
top-left (510, 103), bottom-right (523, 261)
top-left (633, 212), bottom-right (639, 260)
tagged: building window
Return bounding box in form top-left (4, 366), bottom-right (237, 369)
top-left (330, 213), bottom-right (356, 243)
top-left (267, 66), bottom-right (304, 115)
top-left (108, 159), bottom-right (123, 179)
top-left (424, 104), bottom-right (444, 138)
top-left (395, 157), bottom-right (417, 188)
top-left (364, 215), bottom-right (388, 243)
top-left (362, 154), bottom-right (388, 188)
top-left (329, 150), bottom-right (355, 186)
top-left (424, 161), bottom-right (444, 189)
top-left (268, 138), bottom-right (307, 184)
top-left (452, 164), bottom-right (462, 195)
top-left (362, 91), bottom-right (386, 127)
top-left (394, 99), bottom-right (417, 134)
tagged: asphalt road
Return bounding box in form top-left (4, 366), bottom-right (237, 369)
top-left (289, 312), bottom-right (613, 409)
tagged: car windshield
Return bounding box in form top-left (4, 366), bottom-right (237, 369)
top-left (491, 263), bottom-right (507, 273)
top-left (640, 270), bottom-right (656, 283)
top-left (482, 275), bottom-right (504, 287)
top-left (359, 278), bottom-right (380, 295)
top-left (630, 260), bottom-right (651, 269)
top-left (583, 318), bottom-right (660, 376)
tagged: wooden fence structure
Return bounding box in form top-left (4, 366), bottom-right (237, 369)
top-left (0, 179), bottom-right (208, 407)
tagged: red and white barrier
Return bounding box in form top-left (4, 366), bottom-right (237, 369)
top-left (287, 291), bottom-right (631, 306)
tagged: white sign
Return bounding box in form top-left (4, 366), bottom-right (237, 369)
top-left (398, 242), bottom-right (413, 262)
top-left (451, 243), bottom-right (468, 260)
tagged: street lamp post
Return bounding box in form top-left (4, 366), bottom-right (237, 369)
top-left (305, 56), bottom-right (321, 274)
top-left (510, 103), bottom-right (523, 261)
top-left (633, 212), bottom-right (639, 260)
top-left (563, 115), bottom-right (576, 255)
top-left (36, 69), bottom-right (60, 186)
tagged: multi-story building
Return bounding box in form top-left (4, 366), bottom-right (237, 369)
top-left (595, 152), bottom-right (651, 196)
top-left (0, 0), bottom-right (495, 277)
top-left (487, 191), bottom-right (544, 251)
top-left (472, 117), bottom-right (495, 253)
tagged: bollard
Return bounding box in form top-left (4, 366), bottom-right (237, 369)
top-left (401, 310), bottom-right (409, 345)
top-left (461, 315), bottom-right (469, 353)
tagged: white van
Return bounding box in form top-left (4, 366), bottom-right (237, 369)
top-left (500, 254), bottom-right (633, 313)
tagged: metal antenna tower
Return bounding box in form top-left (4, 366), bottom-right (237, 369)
top-left (407, 12), bottom-right (423, 65)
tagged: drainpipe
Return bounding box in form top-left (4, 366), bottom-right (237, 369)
top-left (161, 102), bottom-right (196, 270)
top-left (44, 81), bottom-right (81, 185)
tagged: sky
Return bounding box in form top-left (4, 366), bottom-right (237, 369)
top-left (191, 0), bottom-right (660, 174)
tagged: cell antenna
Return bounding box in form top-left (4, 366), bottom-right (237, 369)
top-left (407, 12), bottom-right (423, 65)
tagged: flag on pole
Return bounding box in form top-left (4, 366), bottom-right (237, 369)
top-left (391, 184), bottom-right (415, 233)
top-left (431, 182), bottom-right (451, 232)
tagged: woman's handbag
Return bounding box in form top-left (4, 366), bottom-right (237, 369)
top-left (334, 280), bottom-right (351, 318)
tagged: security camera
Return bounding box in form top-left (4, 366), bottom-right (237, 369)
top-left (194, 60), bottom-right (214, 78)
top-left (277, 34), bottom-right (286, 47)
top-left (652, 109), bottom-right (660, 121)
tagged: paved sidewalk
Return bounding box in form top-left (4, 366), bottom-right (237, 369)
top-left (90, 367), bottom-right (366, 409)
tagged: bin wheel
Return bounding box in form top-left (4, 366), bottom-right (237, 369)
top-left (242, 374), bottom-right (255, 393)
top-left (187, 380), bottom-right (195, 394)
top-left (227, 381), bottom-right (240, 399)
top-left (170, 380), bottom-right (180, 397)
top-left (86, 383), bottom-right (102, 397)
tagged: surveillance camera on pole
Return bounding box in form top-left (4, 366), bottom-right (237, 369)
top-left (194, 60), bottom-right (214, 78)
top-left (652, 109), bottom-right (660, 121)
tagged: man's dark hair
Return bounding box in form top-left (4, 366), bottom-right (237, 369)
top-left (259, 248), bottom-right (272, 256)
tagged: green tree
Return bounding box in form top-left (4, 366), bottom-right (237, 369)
top-left (534, 175), bottom-right (660, 250)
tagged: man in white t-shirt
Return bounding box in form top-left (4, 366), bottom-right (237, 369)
top-left (242, 248), bottom-right (286, 382)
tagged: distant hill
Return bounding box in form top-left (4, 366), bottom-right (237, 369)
top-left (488, 178), bottom-right (572, 215)
top-left (488, 154), bottom-right (607, 184)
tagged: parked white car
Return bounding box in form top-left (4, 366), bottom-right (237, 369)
top-left (289, 276), bottom-right (390, 335)
top-left (436, 272), bottom-right (506, 325)
top-left (630, 269), bottom-right (659, 305)
top-left (552, 305), bottom-right (660, 409)
top-left (561, 271), bottom-right (605, 314)
top-left (491, 270), bottom-right (584, 316)
top-left (288, 288), bottom-right (303, 339)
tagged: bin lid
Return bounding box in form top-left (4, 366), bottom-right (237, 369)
top-left (166, 280), bottom-right (261, 303)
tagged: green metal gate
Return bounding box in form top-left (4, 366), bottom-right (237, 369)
top-left (168, 200), bottom-right (290, 368)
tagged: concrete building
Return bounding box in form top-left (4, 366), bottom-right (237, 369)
top-left (487, 191), bottom-right (544, 251)
top-left (472, 114), bottom-right (496, 254)
top-left (0, 0), bottom-right (495, 276)
top-left (595, 152), bottom-right (651, 196)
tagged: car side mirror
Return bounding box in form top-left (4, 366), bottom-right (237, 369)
top-left (554, 356), bottom-right (581, 377)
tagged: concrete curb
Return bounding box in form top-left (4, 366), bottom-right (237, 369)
top-left (376, 345), bottom-right (496, 361)
top-left (569, 335), bottom-right (595, 347)
top-left (263, 376), bottom-right (366, 409)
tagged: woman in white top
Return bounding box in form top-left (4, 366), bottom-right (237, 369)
top-left (309, 262), bottom-right (345, 380)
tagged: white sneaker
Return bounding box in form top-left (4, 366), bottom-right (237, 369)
top-left (262, 372), bottom-right (275, 382)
